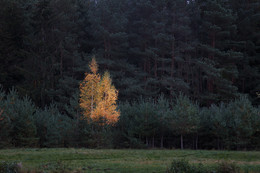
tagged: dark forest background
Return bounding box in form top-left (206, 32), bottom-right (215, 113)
top-left (0, 0), bottom-right (259, 150)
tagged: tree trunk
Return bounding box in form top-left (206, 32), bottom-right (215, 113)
top-left (181, 134), bottom-right (184, 150)
top-left (196, 133), bottom-right (198, 150)
top-left (91, 83), bottom-right (94, 118)
top-left (217, 137), bottom-right (220, 150)
top-left (171, 42), bottom-right (175, 78)
top-left (152, 136), bottom-right (155, 148)
top-left (154, 58), bottom-right (157, 78)
top-left (59, 42), bottom-right (63, 76)
top-left (160, 135), bottom-right (164, 148)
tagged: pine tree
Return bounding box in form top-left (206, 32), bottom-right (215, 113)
top-left (196, 0), bottom-right (242, 104)
top-left (88, 0), bottom-right (144, 101)
top-left (0, 0), bottom-right (33, 93)
top-left (228, 0), bottom-right (260, 105)
top-left (171, 94), bottom-right (199, 149)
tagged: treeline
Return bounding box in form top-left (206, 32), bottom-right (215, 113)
top-left (118, 95), bottom-right (259, 150)
top-left (0, 0), bottom-right (259, 149)
top-left (0, 0), bottom-right (259, 106)
top-left (0, 87), bottom-right (259, 149)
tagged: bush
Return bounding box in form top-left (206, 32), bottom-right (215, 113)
top-left (0, 161), bottom-right (21, 173)
top-left (217, 162), bottom-right (241, 173)
top-left (0, 87), bottom-right (38, 147)
top-left (167, 159), bottom-right (241, 173)
top-left (166, 159), bottom-right (208, 173)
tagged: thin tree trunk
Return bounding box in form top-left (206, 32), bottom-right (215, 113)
top-left (60, 42), bottom-right (63, 76)
top-left (196, 133), bottom-right (198, 150)
top-left (91, 83), bottom-right (94, 118)
top-left (181, 134), bottom-right (183, 150)
top-left (217, 137), bottom-right (220, 150)
top-left (154, 58), bottom-right (157, 78)
top-left (160, 135), bottom-right (164, 148)
top-left (152, 136), bottom-right (155, 148)
top-left (171, 42), bottom-right (175, 78)
top-left (161, 56), bottom-right (165, 76)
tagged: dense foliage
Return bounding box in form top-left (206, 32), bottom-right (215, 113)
top-left (0, 0), bottom-right (259, 149)
top-left (166, 159), bottom-right (241, 173)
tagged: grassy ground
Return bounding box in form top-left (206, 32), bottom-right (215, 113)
top-left (0, 148), bottom-right (259, 172)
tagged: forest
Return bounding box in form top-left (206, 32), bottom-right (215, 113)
top-left (0, 0), bottom-right (259, 150)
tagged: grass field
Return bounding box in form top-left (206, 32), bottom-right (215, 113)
top-left (0, 148), bottom-right (259, 172)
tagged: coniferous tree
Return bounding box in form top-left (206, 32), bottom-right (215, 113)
top-left (0, 0), bottom-right (34, 93)
top-left (171, 94), bottom-right (199, 149)
top-left (0, 88), bottom-right (38, 147)
top-left (0, 86), bottom-right (12, 148)
top-left (228, 0), bottom-right (260, 105)
top-left (197, 0), bottom-right (242, 105)
top-left (28, 0), bottom-right (81, 107)
top-left (88, 0), bottom-right (144, 101)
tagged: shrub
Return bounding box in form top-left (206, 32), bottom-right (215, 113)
top-left (166, 159), bottom-right (208, 173)
top-left (167, 159), bottom-right (242, 173)
top-left (0, 161), bottom-right (21, 173)
top-left (217, 162), bottom-right (241, 173)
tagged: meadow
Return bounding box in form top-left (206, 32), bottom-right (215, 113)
top-left (0, 148), bottom-right (259, 172)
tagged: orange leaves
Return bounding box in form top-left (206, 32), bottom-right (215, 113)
top-left (79, 57), bottom-right (101, 119)
top-left (92, 71), bottom-right (120, 124)
top-left (89, 58), bottom-right (98, 75)
top-left (79, 58), bottom-right (120, 125)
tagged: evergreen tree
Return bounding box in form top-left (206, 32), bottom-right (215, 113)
top-left (0, 86), bottom-right (12, 148)
top-left (228, 0), bottom-right (260, 105)
top-left (34, 104), bottom-right (75, 147)
top-left (88, 0), bottom-right (144, 101)
top-left (156, 94), bottom-right (171, 148)
top-left (28, 0), bottom-right (81, 107)
top-left (196, 0), bottom-right (242, 104)
top-left (0, 0), bottom-right (34, 93)
top-left (0, 88), bottom-right (38, 147)
top-left (164, 0), bottom-right (197, 97)
top-left (171, 94), bottom-right (199, 149)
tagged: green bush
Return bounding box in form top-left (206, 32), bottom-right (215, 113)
top-left (0, 87), bottom-right (38, 148)
top-left (167, 159), bottom-right (242, 173)
top-left (0, 161), bottom-right (21, 173)
top-left (217, 162), bottom-right (241, 173)
top-left (166, 159), bottom-right (208, 173)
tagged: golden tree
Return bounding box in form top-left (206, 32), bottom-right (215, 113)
top-left (79, 58), bottom-right (100, 119)
top-left (79, 58), bottom-right (120, 124)
top-left (93, 71), bottom-right (120, 124)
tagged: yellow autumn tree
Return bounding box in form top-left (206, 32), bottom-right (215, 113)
top-left (79, 58), bottom-right (120, 124)
top-left (93, 71), bottom-right (120, 124)
top-left (79, 58), bottom-right (100, 119)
